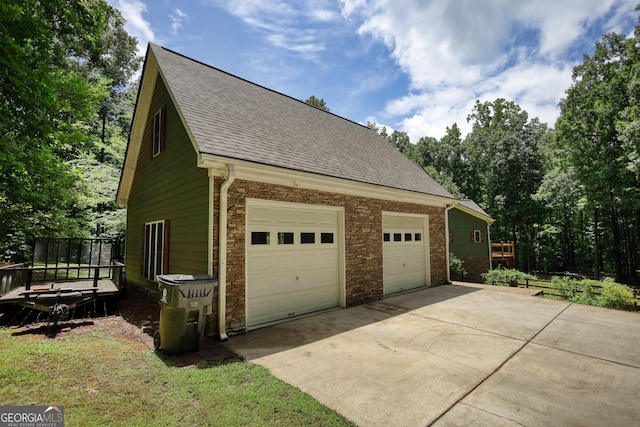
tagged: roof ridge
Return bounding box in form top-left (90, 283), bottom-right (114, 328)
top-left (152, 43), bottom-right (375, 133)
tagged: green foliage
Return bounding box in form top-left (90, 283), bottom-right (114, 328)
top-left (551, 276), bottom-right (635, 309)
top-left (482, 268), bottom-right (537, 286)
top-left (550, 276), bottom-right (578, 300)
top-left (571, 279), bottom-right (599, 306)
top-left (554, 15), bottom-right (640, 280)
top-left (449, 253), bottom-right (467, 281)
top-left (304, 95), bottom-right (330, 112)
top-left (0, 0), bottom-right (139, 261)
top-left (599, 280), bottom-right (635, 309)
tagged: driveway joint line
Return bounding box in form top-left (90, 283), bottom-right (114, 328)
top-left (427, 302), bottom-right (573, 426)
top-left (458, 402), bottom-right (528, 427)
top-left (529, 341), bottom-right (640, 370)
top-left (405, 310), bottom-right (531, 343)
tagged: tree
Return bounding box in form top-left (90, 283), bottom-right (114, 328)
top-left (0, 0), bottom-right (140, 261)
top-left (555, 19), bottom-right (640, 281)
top-left (304, 95), bottom-right (330, 112)
top-left (461, 99), bottom-right (547, 271)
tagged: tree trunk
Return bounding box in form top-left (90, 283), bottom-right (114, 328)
top-left (610, 201), bottom-right (623, 282)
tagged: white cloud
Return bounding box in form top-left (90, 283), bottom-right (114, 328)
top-left (341, 0), bottom-right (637, 140)
top-left (109, 0), bottom-right (155, 55)
top-left (170, 8), bottom-right (187, 35)
top-left (206, 0), bottom-right (342, 59)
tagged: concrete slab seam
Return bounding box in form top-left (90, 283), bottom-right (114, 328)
top-left (426, 302), bottom-right (574, 426)
top-left (530, 341), bottom-right (640, 370)
top-left (404, 310), bottom-right (529, 343)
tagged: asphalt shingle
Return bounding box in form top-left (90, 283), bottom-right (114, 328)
top-left (151, 44), bottom-right (453, 199)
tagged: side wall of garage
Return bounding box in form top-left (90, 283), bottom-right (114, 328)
top-left (212, 178), bottom-right (447, 333)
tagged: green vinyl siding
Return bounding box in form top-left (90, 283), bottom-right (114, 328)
top-left (126, 75), bottom-right (209, 288)
top-left (448, 208), bottom-right (489, 258)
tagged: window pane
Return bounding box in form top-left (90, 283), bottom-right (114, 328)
top-left (405, 233), bottom-right (412, 242)
top-left (393, 233), bottom-right (402, 242)
top-left (321, 232), bottom-right (334, 244)
top-left (153, 111), bottom-right (161, 156)
top-left (251, 231), bottom-right (270, 245)
top-left (149, 223), bottom-right (157, 279)
top-left (156, 222), bottom-right (164, 276)
top-left (301, 232), bottom-right (315, 244)
top-left (383, 233), bottom-right (390, 242)
top-left (278, 232), bottom-right (294, 244)
top-left (415, 233), bottom-right (422, 241)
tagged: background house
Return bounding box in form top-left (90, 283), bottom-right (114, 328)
top-left (448, 199), bottom-right (493, 282)
top-left (117, 44), bottom-right (456, 338)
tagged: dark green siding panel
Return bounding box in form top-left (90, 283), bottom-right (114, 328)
top-left (449, 208), bottom-right (489, 258)
top-left (126, 75), bottom-right (209, 287)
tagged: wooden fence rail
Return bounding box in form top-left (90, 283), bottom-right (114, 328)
top-left (514, 278), bottom-right (640, 311)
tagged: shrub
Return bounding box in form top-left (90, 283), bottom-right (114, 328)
top-left (598, 280), bottom-right (635, 309)
top-left (449, 254), bottom-right (467, 281)
top-left (551, 276), bottom-right (577, 300)
top-left (482, 268), bottom-right (537, 287)
top-left (572, 279), bottom-right (599, 306)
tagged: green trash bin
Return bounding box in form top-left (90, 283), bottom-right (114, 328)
top-left (155, 274), bottom-right (217, 355)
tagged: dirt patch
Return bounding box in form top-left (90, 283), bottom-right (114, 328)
top-left (0, 287), bottom-right (237, 364)
top-left (0, 286), bottom-right (160, 349)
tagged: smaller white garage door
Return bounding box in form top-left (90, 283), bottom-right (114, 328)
top-left (383, 214), bottom-right (429, 295)
top-left (246, 201), bottom-right (343, 327)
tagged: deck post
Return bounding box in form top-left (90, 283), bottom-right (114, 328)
top-left (25, 269), bottom-right (32, 291)
top-left (93, 267), bottom-right (99, 289)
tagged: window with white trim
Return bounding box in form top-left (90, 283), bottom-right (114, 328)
top-left (144, 220), bottom-right (166, 281)
top-left (473, 229), bottom-right (482, 243)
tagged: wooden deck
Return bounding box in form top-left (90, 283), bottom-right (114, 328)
top-left (0, 279), bottom-right (119, 305)
top-left (491, 241), bottom-right (516, 268)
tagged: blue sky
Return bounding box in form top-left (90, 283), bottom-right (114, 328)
top-left (109, 0), bottom-right (637, 142)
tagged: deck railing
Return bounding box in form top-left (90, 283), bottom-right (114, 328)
top-left (0, 262), bottom-right (124, 297)
top-left (491, 241), bottom-right (516, 268)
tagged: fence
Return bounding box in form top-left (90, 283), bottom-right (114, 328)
top-left (517, 278), bottom-right (639, 311)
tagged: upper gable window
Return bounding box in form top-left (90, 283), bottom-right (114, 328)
top-left (152, 106), bottom-right (166, 157)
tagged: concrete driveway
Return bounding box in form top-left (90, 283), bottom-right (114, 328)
top-left (223, 284), bottom-right (640, 426)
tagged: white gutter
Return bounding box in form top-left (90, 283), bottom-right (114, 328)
top-left (444, 202), bottom-right (458, 283)
top-left (218, 164), bottom-right (235, 341)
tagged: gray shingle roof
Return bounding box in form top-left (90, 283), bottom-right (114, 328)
top-left (151, 44), bottom-right (453, 199)
top-left (458, 199), bottom-right (492, 220)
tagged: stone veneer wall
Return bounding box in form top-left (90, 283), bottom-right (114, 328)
top-left (459, 255), bottom-right (490, 283)
top-left (208, 178), bottom-right (447, 334)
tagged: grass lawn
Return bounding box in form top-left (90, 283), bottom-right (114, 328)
top-left (0, 328), bottom-right (354, 426)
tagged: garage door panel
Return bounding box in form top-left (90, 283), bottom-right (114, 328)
top-left (276, 253), bottom-right (296, 270)
top-left (299, 210), bottom-right (317, 224)
top-left (299, 253), bottom-right (318, 267)
top-left (247, 202), bottom-right (342, 327)
top-left (383, 218), bottom-right (428, 295)
top-left (249, 254), bottom-right (273, 273)
top-left (276, 209), bottom-right (296, 224)
top-left (248, 206), bottom-right (272, 224)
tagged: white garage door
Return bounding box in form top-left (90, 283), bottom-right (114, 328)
top-left (383, 214), bottom-right (429, 295)
top-left (246, 200), bottom-right (342, 327)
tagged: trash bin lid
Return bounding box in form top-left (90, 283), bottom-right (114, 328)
top-left (157, 274), bottom-right (216, 285)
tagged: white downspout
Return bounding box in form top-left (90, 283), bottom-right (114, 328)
top-left (208, 171), bottom-right (215, 277)
top-left (218, 164), bottom-right (235, 341)
top-left (444, 202), bottom-right (457, 284)
top-left (487, 221), bottom-right (493, 272)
